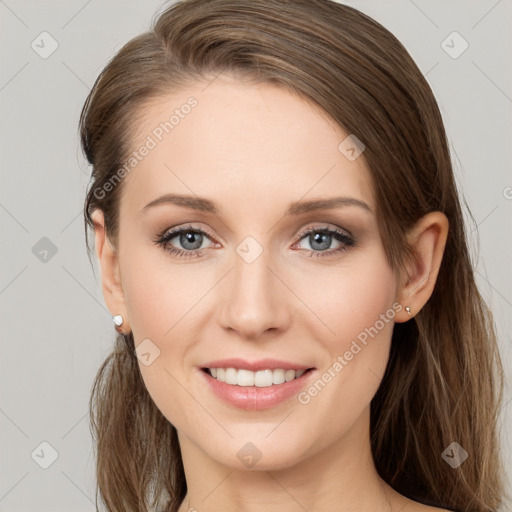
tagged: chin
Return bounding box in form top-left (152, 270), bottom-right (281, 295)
top-left (205, 434), bottom-right (314, 471)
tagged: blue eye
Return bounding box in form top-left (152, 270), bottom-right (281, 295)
top-left (154, 224), bottom-right (215, 259)
top-left (154, 224), bottom-right (355, 259)
top-left (292, 225), bottom-right (355, 257)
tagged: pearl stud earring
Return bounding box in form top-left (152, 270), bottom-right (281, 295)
top-left (113, 314), bottom-right (124, 329)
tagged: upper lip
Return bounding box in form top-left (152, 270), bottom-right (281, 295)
top-left (201, 358), bottom-right (314, 372)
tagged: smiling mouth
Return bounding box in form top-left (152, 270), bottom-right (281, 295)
top-left (201, 367), bottom-right (314, 387)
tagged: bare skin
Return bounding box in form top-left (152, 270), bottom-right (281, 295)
top-left (92, 74), bottom-right (450, 512)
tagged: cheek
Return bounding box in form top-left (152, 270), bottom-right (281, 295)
top-left (291, 248), bottom-right (398, 415)
top-left (120, 245), bottom-right (207, 340)
top-left (118, 246), bottom-right (220, 417)
top-left (293, 248), bottom-right (398, 350)
top-left (118, 248), bottom-right (205, 428)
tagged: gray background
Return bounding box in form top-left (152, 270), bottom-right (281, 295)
top-left (1, 0), bottom-right (511, 510)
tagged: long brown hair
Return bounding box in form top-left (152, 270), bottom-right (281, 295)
top-left (80, 1), bottom-right (507, 511)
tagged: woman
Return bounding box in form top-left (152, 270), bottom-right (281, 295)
top-left (80, 1), bottom-right (506, 511)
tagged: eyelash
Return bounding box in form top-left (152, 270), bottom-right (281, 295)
top-left (153, 223), bottom-right (355, 259)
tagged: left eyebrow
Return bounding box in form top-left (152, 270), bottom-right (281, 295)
top-left (286, 196), bottom-right (372, 215)
top-left (140, 193), bottom-right (372, 215)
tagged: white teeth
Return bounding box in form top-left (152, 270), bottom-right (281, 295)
top-left (207, 367), bottom-right (308, 387)
top-left (255, 369), bottom-right (273, 387)
top-left (273, 369), bottom-right (285, 385)
top-left (284, 369), bottom-right (296, 382)
top-left (225, 367), bottom-right (237, 384)
top-left (237, 369), bottom-right (255, 386)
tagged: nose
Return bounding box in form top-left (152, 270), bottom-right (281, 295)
top-left (218, 247), bottom-right (291, 340)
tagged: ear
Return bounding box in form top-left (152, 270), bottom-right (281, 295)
top-left (91, 209), bottom-right (130, 333)
top-left (395, 211), bottom-right (449, 323)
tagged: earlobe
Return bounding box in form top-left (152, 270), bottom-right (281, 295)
top-left (395, 211), bottom-right (449, 323)
top-left (91, 210), bottom-right (130, 332)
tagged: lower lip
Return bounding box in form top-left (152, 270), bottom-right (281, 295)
top-left (200, 368), bottom-right (316, 410)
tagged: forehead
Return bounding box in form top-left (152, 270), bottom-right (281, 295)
top-left (120, 76), bottom-right (374, 217)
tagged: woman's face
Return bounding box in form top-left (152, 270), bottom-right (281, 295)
top-left (112, 75), bottom-right (403, 469)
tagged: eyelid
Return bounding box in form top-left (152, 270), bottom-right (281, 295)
top-left (156, 223), bottom-right (218, 243)
top-left (294, 222), bottom-right (353, 241)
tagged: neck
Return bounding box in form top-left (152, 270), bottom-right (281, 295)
top-left (176, 406), bottom-right (403, 512)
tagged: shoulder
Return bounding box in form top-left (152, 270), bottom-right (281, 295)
top-left (385, 483), bottom-right (456, 512)
top-left (390, 491), bottom-right (456, 512)
top-left (404, 502), bottom-right (456, 512)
